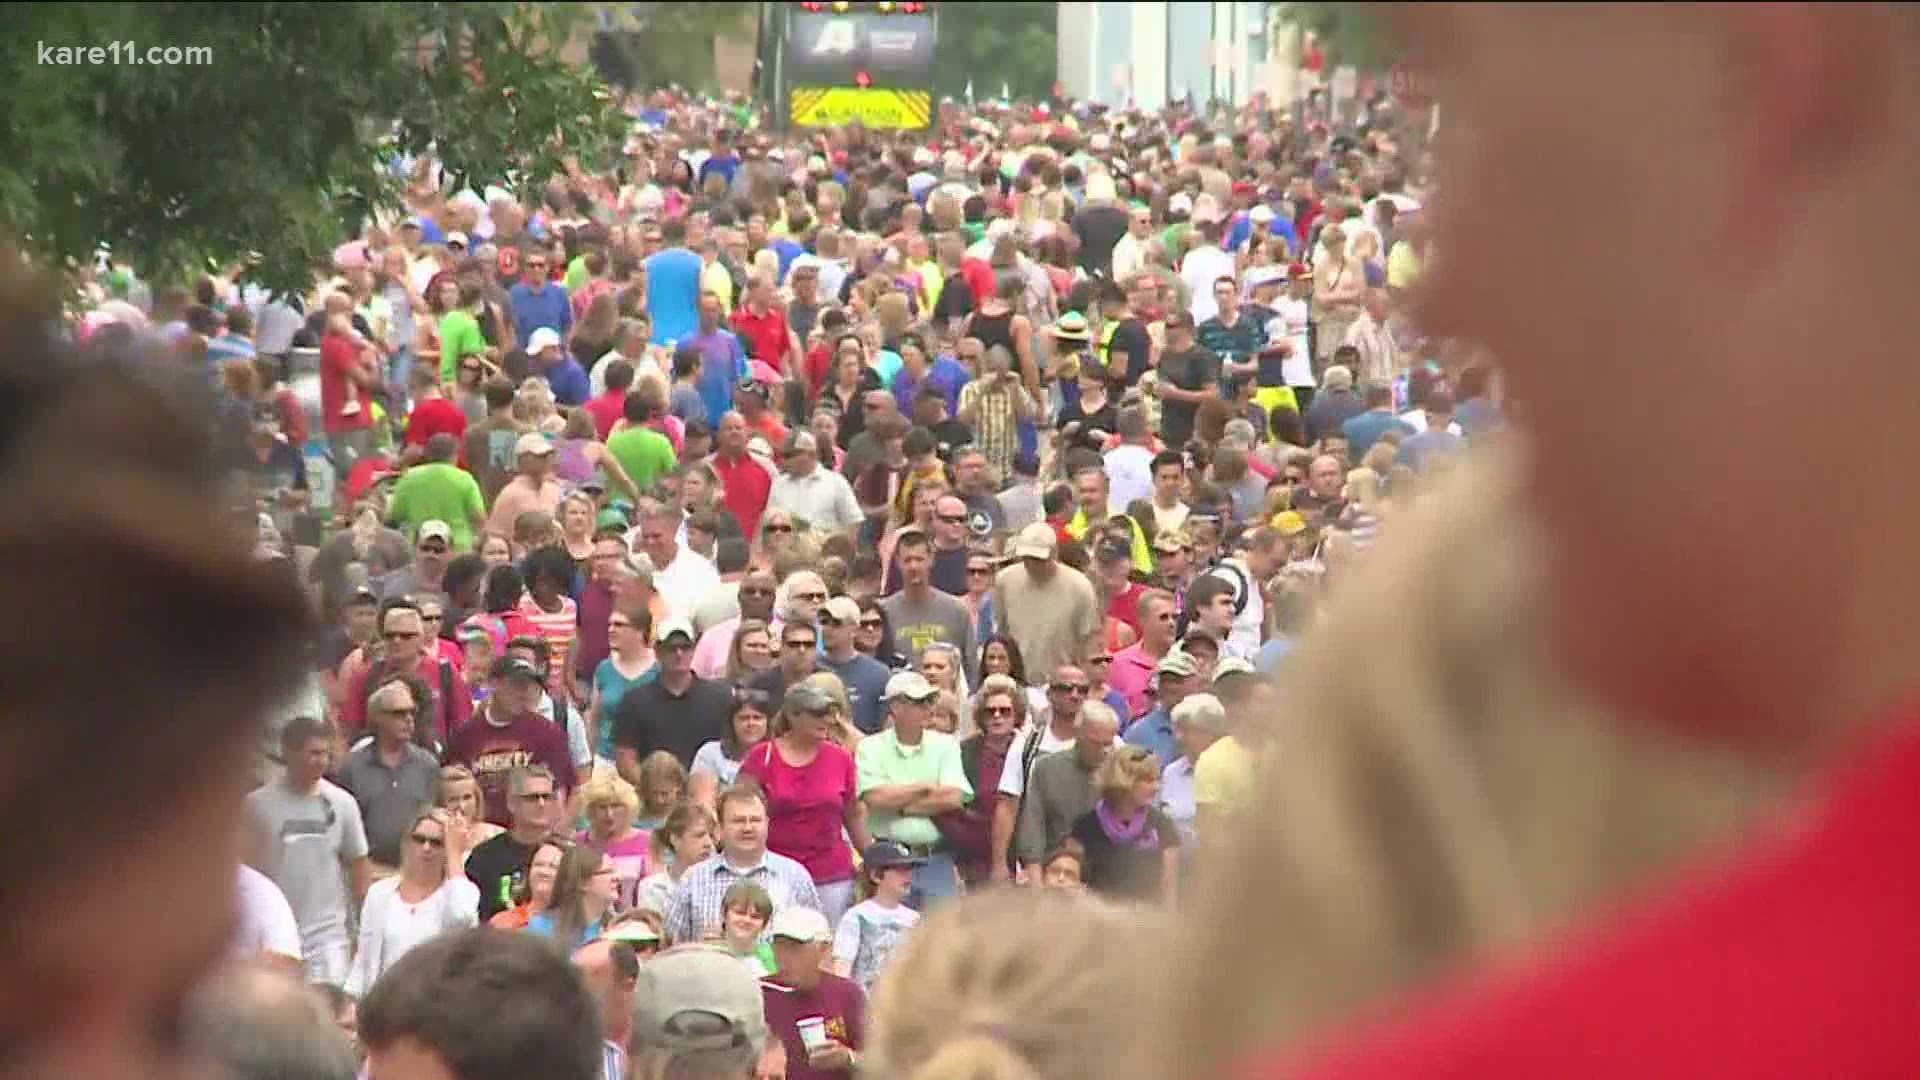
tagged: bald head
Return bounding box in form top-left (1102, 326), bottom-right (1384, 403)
top-left (187, 962), bottom-right (358, 1080)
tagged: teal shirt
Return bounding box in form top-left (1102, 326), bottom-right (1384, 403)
top-left (855, 727), bottom-right (972, 848)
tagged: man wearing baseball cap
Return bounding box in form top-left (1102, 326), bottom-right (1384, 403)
top-left (527, 326), bottom-right (590, 407)
top-left (486, 431), bottom-right (563, 538)
top-left (445, 656), bottom-right (576, 825)
top-left (631, 945), bottom-right (770, 1079)
top-left (994, 522), bottom-right (1102, 683)
top-left (855, 672), bottom-right (972, 910)
top-left (759, 905), bottom-right (867, 1079)
top-left (612, 616), bottom-right (733, 771)
top-left (818, 596), bottom-right (890, 735)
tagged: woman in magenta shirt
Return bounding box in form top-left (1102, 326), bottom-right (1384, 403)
top-left (739, 680), bottom-right (873, 923)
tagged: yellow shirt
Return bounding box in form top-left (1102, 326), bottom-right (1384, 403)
top-left (1387, 241), bottom-right (1425, 290)
top-left (702, 260), bottom-right (735, 313)
top-left (1067, 511), bottom-right (1154, 575)
top-left (1193, 735), bottom-right (1255, 813)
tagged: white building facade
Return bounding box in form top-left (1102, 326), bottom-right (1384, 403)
top-left (1056, 1), bottom-right (1302, 111)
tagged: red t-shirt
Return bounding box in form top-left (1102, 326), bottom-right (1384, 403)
top-left (738, 739), bottom-right (858, 884)
top-left (403, 396), bottom-right (468, 449)
top-left (445, 707), bottom-right (578, 828)
top-left (712, 451), bottom-right (775, 539)
top-left (804, 341), bottom-right (835, 400)
top-left (762, 973), bottom-right (867, 1080)
top-left (585, 390), bottom-right (627, 442)
top-left (320, 333), bottom-right (371, 433)
top-left (1260, 710), bottom-right (1920, 1080)
top-left (747, 410), bottom-right (790, 451)
top-left (1106, 581), bottom-right (1146, 635)
top-left (344, 454), bottom-right (395, 507)
top-left (959, 258), bottom-right (998, 312)
top-left (732, 304), bottom-right (791, 371)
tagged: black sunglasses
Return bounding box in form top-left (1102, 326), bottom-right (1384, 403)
top-left (1050, 683), bottom-right (1090, 695)
top-left (983, 704), bottom-right (1017, 717)
top-left (410, 833), bottom-right (446, 849)
top-left (858, 617), bottom-right (885, 629)
top-left (783, 638), bottom-right (817, 649)
top-left (764, 523), bottom-right (794, 534)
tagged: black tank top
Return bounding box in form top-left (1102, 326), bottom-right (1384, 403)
top-left (968, 310), bottom-right (1015, 356)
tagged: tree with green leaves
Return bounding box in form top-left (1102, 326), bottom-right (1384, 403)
top-left (588, 2), bottom-right (758, 92)
top-left (932, 2), bottom-right (1058, 104)
top-left (0, 2), bottom-right (624, 295)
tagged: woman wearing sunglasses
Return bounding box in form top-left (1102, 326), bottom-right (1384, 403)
top-left (935, 675), bottom-right (1027, 886)
top-left (343, 808), bottom-right (480, 998)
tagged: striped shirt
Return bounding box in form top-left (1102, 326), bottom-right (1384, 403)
top-left (516, 593), bottom-right (578, 699)
top-left (662, 850), bottom-right (823, 944)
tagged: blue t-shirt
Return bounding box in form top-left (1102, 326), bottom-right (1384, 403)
top-left (1342, 410), bottom-right (1416, 463)
top-left (819, 653), bottom-right (892, 735)
top-left (1227, 212), bottom-right (1300, 256)
top-left (698, 154), bottom-right (740, 189)
top-left (892, 355), bottom-right (972, 416)
top-left (685, 329), bottom-right (748, 427)
top-left (544, 358), bottom-right (592, 407)
top-left (593, 659), bottom-right (658, 760)
top-left (644, 248), bottom-right (705, 346)
top-left (508, 282), bottom-right (573, 349)
top-left (526, 910), bottom-right (603, 951)
top-left (769, 238), bottom-right (804, 281)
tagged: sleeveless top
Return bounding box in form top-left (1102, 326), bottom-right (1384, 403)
top-left (968, 310), bottom-right (1016, 358)
top-left (554, 438), bottom-right (595, 486)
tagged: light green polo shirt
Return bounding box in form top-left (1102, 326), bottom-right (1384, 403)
top-left (855, 727), bottom-right (972, 849)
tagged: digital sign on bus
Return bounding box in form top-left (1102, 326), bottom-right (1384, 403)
top-left (785, 11), bottom-right (937, 84)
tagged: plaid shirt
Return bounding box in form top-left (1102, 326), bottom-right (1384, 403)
top-left (662, 849), bottom-right (824, 943)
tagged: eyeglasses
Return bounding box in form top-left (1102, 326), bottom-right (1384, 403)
top-left (517, 791), bottom-right (557, 804)
top-left (764, 523), bottom-right (794, 534)
top-left (410, 833), bottom-right (446, 849)
top-left (383, 630), bottom-right (421, 641)
top-left (783, 638), bottom-right (817, 650)
top-left (1050, 683), bottom-right (1090, 695)
top-left (983, 704), bottom-right (1017, 717)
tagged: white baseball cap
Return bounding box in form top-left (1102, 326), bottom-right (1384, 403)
top-left (527, 327), bottom-right (562, 354)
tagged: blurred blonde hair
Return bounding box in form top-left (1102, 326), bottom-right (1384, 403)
top-left (868, 889), bottom-right (1164, 1080)
top-left (577, 769), bottom-right (641, 816)
top-left (1093, 744), bottom-right (1160, 800)
top-left (1131, 452), bottom-right (1784, 1077)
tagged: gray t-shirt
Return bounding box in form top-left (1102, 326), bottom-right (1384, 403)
top-left (246, 780), bottom-right (368, 953)
top-left (881, 588), bottom-right (978, 685)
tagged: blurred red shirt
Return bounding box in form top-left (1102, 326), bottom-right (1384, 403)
top-left (1261, 710), bottom-right (1920, 1080)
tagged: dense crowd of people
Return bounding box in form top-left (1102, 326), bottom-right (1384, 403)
top-left (74, 70), bottom-right (1493, 1080)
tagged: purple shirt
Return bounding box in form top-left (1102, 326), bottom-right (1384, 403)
top-left (891, 355), bottom-right (971, 416)
top-left (574, 582), bottom-right (616, 688)
top-left (445, 707), bottom-right (577, 827)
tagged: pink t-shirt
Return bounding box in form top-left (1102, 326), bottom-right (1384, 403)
top-left (581, 828), bottom-right (652, 909)
top-left (738, 739), bottom-right (857, 885)
top-left (517, 593), bottom-right (578, 698)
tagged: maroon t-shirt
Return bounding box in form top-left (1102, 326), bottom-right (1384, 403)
top-left (445, 706), bottom-right (577, 826)
top-left (762, 972), bottom-right (867, 1080)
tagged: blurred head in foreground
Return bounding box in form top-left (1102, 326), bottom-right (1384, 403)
top-left (1132, 455), bottom-right (1784, 1076)
top-left (0, 259), bottom-right (315, 1077)
top-left (867, 888), bottom-right (1164, 1080)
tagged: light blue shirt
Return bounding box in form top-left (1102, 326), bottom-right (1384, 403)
top-left (1123, 705), bottom-right (1180, 771)
top-left (644, 247), bottom-right (704, 345)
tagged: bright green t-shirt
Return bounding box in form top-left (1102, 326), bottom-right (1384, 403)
top-left (386, 462), bottom-right (485, 551)
top-left (439, 309), bottom-right (486, 384)
top-left (564, 254), bottom-right (590, 292)
top-left (605, 426), bottom-right (679, 493)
